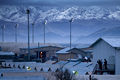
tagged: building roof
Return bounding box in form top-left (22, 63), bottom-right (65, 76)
top-left (56, 47), bottom-right (85, 54)
top-left (20, 45), bottom-right (61, 50)
top-left (83, 49), bottom-right (93, 53)
top-left (68, 48), bottom-right (85, 53)
top-left (77, 44), bottom-right (91, 49)
top-left (56, 47), bottom-right (70, 54)
top-left (90, 38), bottom-right (120, 48)
top-left (0, 51), bottom-right (15, 55)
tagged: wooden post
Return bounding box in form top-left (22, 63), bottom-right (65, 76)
top-left (23, 65), bottom-right (25, 69)
top-left (1, 73), bottom-right (3, 77)
top-left (34, 67), bottom-right (37, 71)
top-left (40, 68), bottom-right (43, 71)
top-left (18, 65), bottom-right (21, 69)
top-left (13, 64), bottom-right (16, 68)
top-left (48, 68), bottom-right (51, 72)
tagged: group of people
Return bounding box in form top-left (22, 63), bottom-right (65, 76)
top-left (97, 59), bottom-right (107, 70)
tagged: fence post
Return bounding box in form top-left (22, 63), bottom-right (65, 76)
top-left (40, 68), bottom-right (43, 71)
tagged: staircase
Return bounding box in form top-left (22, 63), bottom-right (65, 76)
top-left (92, 64), bottom-right (115, 75)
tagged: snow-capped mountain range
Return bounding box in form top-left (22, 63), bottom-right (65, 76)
top-left (0, 6), bottom-right (120, 23)
top-left (0, 5), bottom-right (120, 44)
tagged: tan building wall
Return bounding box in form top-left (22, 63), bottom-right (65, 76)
top-left (57, 48), bottom-right (88, 61)
top-left (57, 53), bottom-right (77, 61)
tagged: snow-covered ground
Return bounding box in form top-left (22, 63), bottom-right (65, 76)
top-left (0, 68), bottom-right (28, 73)
top-left (0, 76), bottom-right (46, 80)
top-left (1, 61), bottom-right (93, 74)
top-left (1, 61), bottom-right (61, 72)
top-left (63, 62), bottom-right (94, 75)
top-left (1, 61), bottom-right (120, 80)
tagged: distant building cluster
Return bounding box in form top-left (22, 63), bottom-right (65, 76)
top-left (0, 37), bottom-right (120, 75)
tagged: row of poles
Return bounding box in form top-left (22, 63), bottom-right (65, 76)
top-left (0, 14), bottom-right (47, 44)
top-left (1, 9), bottom-right (73, 60)
top-left (31, 19), bottom-right (47, 44)
top-left (26, 9), bottom-right (74, 60)
top-left (1, 24), bottom-right (18, 43)
top-left (27, 9), bottom-right (49, 60)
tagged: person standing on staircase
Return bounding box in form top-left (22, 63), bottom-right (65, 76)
top-left (97, 59), bottom-right (102, 70)
top-left (104, 59), bottom-right (107, 70)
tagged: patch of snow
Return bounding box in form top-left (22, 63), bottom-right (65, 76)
top-left (56, 47), bottom-right (70, 54)
top-left (63, 62), bottom-right (94, 75)
top-left (0, 51), bottom-right (15, 55)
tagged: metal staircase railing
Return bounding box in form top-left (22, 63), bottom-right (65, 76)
top-left (92, 64), bottom-right (98, 74)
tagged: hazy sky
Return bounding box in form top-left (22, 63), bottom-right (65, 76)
top-left (0, 0), bottom-right (120, 6)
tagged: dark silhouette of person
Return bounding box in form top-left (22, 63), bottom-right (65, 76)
top-left (97, 60), bottom-right (100, 69)
top-left (97, 59), bottom-right (102, 70)
top-left (104, 59), bottom-right (107, 70)
top-left (100, 59), bottom-right (103, 70)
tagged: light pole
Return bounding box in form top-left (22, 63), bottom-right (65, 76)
top-left (32, 22), bottom-right (35, 43)
top-left (15, 24), bottom-right (19, 43)
top-left (26, 9), bottom-right (30, 60)
top-left (69, 18), bottom-right (74, 60)
top-left (1, 25), bottom-right (5, 42)
top-left (43, 20), bottom-right (47, 45)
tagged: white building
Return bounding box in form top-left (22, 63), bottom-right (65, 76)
top-left (90, 38), bottom-right (120, 74)
top-left (0, 51), bottom-right (15, 62)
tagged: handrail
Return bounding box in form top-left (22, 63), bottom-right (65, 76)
top-left (92, 64), bottom-right (97, 74)
top-left (92, 64), bottom-right (115, 74)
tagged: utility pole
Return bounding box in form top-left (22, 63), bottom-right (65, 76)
top-left (43, 20), bottom-right (47, 45)
top-left (32, 22), bottom-right (35, 43)
top-left (15, 24), bottom-right (19, 43)
top-left (1, 25), bottom-right (5, 42)
top-left (69, 18), bottom-right (74, 60)
top-left (26, 9), bottom-right (30, 61)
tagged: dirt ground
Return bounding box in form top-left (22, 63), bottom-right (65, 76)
top-left (1, 72), bottom-right (56, 80)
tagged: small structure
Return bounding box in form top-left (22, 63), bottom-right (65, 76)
top-left (90, 38), bottom-right (120, 74)
top-left (19, 45), bottom-right (63, 60)
top-left (56, 47), bottom-right (86, 61)
top-left (0, 51), bottom-right (15, 62)
top-left (0, 47), bottom-right (2, 51)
